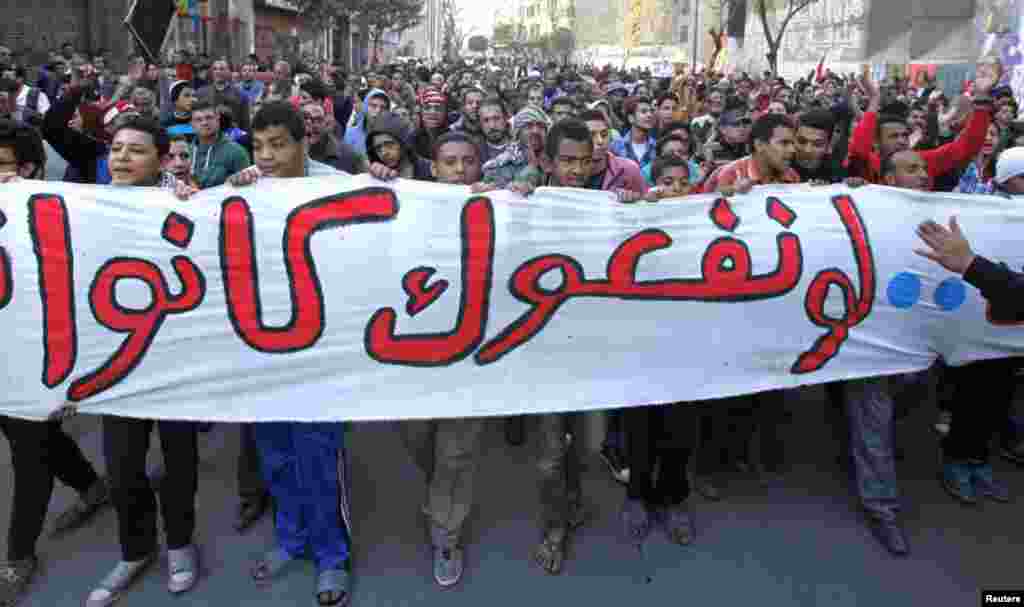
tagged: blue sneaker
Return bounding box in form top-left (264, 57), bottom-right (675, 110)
top-left (971, 463), bottom-right (1011, 503)
top-left (941, 461), bottom-right (977, 505)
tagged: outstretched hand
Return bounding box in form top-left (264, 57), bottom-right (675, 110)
top-left (915, 216), bottom-right (976, 274)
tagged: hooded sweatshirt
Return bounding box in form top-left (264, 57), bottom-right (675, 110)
top-left (191, 132), bottom-right (251, 188)
top-left (342, 88), bottom-right (390, 155)
top-left (365, 111), bottom-right (432, 181)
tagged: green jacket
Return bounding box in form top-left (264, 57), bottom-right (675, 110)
top-left (191, 134), bottom-right (251, 189)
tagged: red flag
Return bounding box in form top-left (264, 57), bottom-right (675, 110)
top-left (815, 52), bottom-right (827, 82)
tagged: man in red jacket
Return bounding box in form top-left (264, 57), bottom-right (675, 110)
top-left (847, 63), bottom-right (998, 186)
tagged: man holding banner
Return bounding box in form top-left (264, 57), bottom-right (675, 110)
top-left (227, 102), bottom-right (353, 607)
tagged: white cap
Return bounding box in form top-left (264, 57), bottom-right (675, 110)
top-left (995, 147), bottom-right (1024, 184)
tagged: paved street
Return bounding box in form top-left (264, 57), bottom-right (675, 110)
top-left (1, 384), bottom-right (1021, 607)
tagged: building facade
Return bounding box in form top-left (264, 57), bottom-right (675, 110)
top-left (0, 0), bottom-right (134, 65)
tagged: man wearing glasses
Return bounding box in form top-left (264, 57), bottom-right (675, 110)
top-left (303, 101), bottom-right (366, 174)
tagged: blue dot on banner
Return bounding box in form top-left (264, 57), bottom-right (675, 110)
top-left (934, 278), bottom-right (967, 312)
top-left (887, 272), bottom-right (921, 309)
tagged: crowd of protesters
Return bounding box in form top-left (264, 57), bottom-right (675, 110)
top-left (1, 40), bottom-right (1024, 607)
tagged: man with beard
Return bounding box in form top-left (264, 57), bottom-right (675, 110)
top-left (449, 86), bottom-right (484, 139)
top-left (478, 105), bottom-right (550, 192)
top-left (702, 112), bottom-right (799, 195)
top-left (303, 101), bottom-right (366, 174)
top-left (477, 97), bottom-right (510, 164)
top-left (609, 96), bottom-right (657, 170)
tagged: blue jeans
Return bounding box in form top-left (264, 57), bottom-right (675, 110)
top-left (254, 422), bottom-right (350, 572)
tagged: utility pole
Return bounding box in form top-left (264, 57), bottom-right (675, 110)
top-left (691, 0), bottom-right (700, 70)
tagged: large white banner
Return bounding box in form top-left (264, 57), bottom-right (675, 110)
top-left (2, 176), bottom-right (1023, 422)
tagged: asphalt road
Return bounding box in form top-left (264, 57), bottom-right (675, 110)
top-left (1, 384), bottom-right (1021, 607)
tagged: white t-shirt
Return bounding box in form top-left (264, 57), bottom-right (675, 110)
top-left (630, 140), bottom-right (650, 162)
top-left (16, 85), bottom-right (50, 119)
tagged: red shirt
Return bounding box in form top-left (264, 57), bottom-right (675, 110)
top-left (700, 156), bottom-right (802, 193)
top-left (847, 107), bottom-right (992, 186)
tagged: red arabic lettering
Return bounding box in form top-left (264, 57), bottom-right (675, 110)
top-left (475, 211), bottom-right (803, 364)
top-left (221, 188), bottom-right (398, 353)
top-left (791, 194), bottom-right (875, 374)
top-left (29, 195), bottom-right (77, 387)
top-left (67, 255), bottom-right (206, 401)
top-left (0, 209), bottom-right (10, 310)
top-left (402, 267), bottom-right (450, 316)
top-left (365, 197), bottom-right (495, 366)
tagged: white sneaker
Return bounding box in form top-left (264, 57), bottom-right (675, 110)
top-left (167, 545), bottom-right (198, 594)
top-left (86, 555), bottom-right (155, 607)
top-left (934, 410), bottom-right (952, 436)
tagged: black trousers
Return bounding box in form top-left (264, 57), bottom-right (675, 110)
top-left (238, 423), bottom-right (267, 501)
top-left (103, 416), bottom-right (198, 561)
top-left (624, 403), bottom-right (694, 506)
top-left (0, 416), bottom-right (100, 561)
top-left (943, 358), bottom-right (1019, 462)
top-left (727, 389), bottom-right (788, 472)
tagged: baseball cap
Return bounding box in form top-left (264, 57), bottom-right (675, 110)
top-left (995, 147), bottom-right (1024, 184)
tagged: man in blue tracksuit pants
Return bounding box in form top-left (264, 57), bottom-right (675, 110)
top-left (254, 421), bottom-right (350, 574)
top-left (228, 102), bottom-right (354, 607)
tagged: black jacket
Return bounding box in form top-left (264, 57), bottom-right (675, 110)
top-left (310, 133), bottom-right (367, 175)
top-left (42, 86), bottom-right (106, 184)
top-left (964, 256), bottom-right (1024, 322)
top-left (365, 112), bottom-right (432, 181)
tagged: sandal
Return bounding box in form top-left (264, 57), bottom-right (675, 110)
top-left (315, 569), bottom-right (350, 607)
top-left (251, 548), bottom-right (297, 584)
top-left (532, 527), bottom-right (567, 575)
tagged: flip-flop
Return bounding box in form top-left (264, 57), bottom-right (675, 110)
top-left (251, 548), bottom-right (296, 584)
top-left (315, 569), bottom-right (350, 607)
top-left (533, 527), bottom-right (567, 575)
